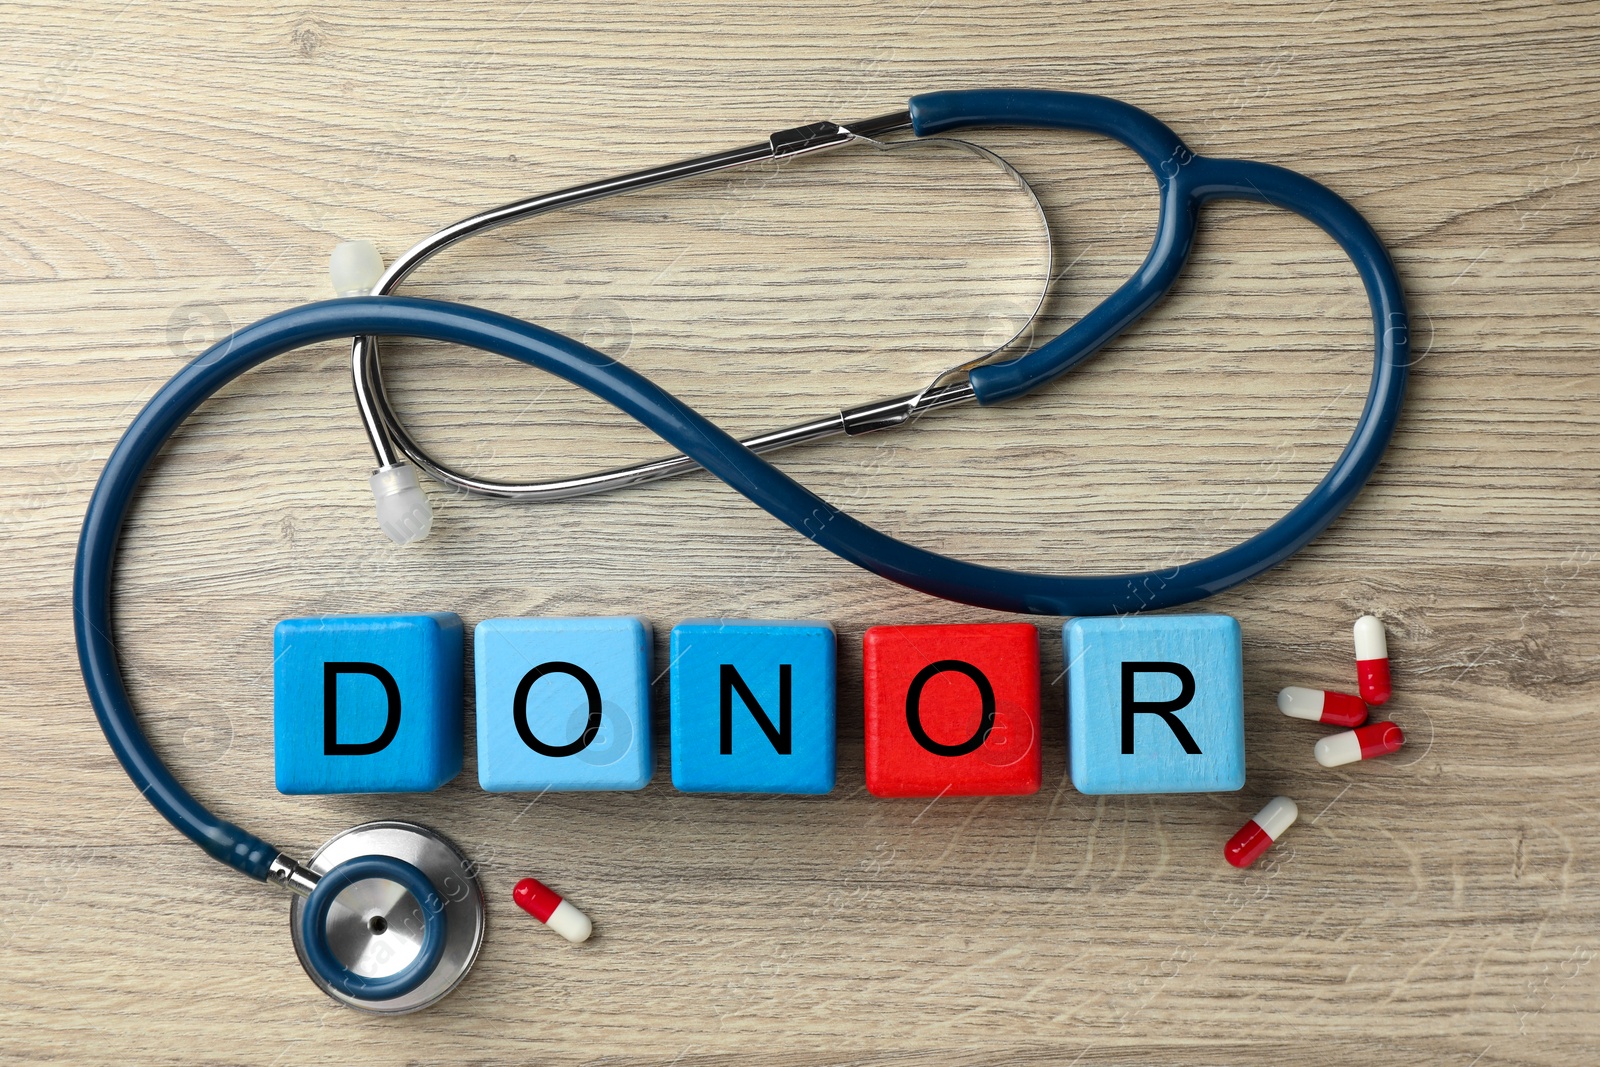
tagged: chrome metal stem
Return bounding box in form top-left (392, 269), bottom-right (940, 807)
top-left (267, 854), bottom-right (321, 898)
top-left (841, 381), bottom-right (976, 436)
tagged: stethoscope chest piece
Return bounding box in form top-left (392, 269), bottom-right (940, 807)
top-left (288, 821), bottom-right (485, 1014)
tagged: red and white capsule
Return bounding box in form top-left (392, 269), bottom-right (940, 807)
top-left (513, 877), bottom-right (592, 943)
top-left (1314, 720), bottom-right (1405, 767)
top-left (1277, 686), bottom-right (1368, 728)
top-left (1225, 796), bottom-right (1299, 869)
top-left (1354, 615), bottom-right (1391, 705)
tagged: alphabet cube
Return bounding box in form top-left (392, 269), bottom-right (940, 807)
top-left (274, 613), bottom-right (463, 794)
top-left (669, 620), bottom-right (835, 794)
top-left (863, 623), bottom-right (1041, 798)
top-left (474, 617), bottom-right (653, 792)
top-left (1064, 614), bottom-right (1245, 795)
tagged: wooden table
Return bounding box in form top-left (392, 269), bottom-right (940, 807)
top-left (4, 2), bottom-right (1597, 1063)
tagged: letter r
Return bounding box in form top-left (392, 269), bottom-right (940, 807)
top-left (1120, 661), bottom-right (1201, 755)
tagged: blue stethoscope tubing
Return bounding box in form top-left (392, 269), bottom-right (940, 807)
top-left (74, 90), bottom-right (1407, 905)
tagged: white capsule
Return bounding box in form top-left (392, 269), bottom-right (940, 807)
top-left (513, 876), bottom-right (593, 944)
top-left (1353, 615), bottom-right (1392, 705)
top-left (1224, 797), bottom-right (1299, 868)
top-left (1314, 721), bottom-right (1405, 767)
top-left (1277, 686), bottom-right (1368, 727)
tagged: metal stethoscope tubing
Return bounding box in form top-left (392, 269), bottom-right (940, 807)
top-left (348, 88), bottom-right (1409, 507)
top-left (347, 106), bottom-right (976, 501)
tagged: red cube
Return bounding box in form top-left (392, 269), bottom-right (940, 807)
top-left (863, 623), bottom-right (1042, 798)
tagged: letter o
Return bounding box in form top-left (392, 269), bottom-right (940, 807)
top-left (513, 662), bottom-right (603, 758)
top-left (905, 659), bottom-right (996, 758)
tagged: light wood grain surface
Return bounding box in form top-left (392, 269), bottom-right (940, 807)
top-left (4, 2), bottom-right (1599, 1063)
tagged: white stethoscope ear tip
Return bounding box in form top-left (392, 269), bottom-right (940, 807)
top-left (330, 239), bottom-right (385, 297)
top-left (370, 463), bottom-right (432, 544)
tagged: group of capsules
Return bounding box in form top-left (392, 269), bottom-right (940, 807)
top-left (1224, 614), bottom-right (1405, 869)
top-left (510, 617), bottom-right (1404, 922)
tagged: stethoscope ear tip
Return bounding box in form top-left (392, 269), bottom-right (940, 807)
top-left (330, 239), bottom-right (385, 297)
top-left (370, 463), bottom-right (432, 544)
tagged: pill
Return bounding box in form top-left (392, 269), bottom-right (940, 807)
top-left (1224, 796), bottom-right (1299, 868)
top-left (1353, 615), bottom-right (1391, 705)
top-left (1314, 721), bottom-right (1405, 767)
top-left (1277, 686), bottom-right (1368, 728)
top-left (513, 877), bottom-right (592, 943)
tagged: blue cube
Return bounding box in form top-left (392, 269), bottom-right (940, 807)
top-left (474, 617), bottom-right (653, 792)
top-left (274, 613), bottom-right (463, 795)
top-left (669, 619), bottom-right (836, 794)
top-left (1064, 614), bottom-right (1245, 795)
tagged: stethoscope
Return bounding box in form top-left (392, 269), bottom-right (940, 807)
top-left (73, 89), bottom-right (1409, 1013)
